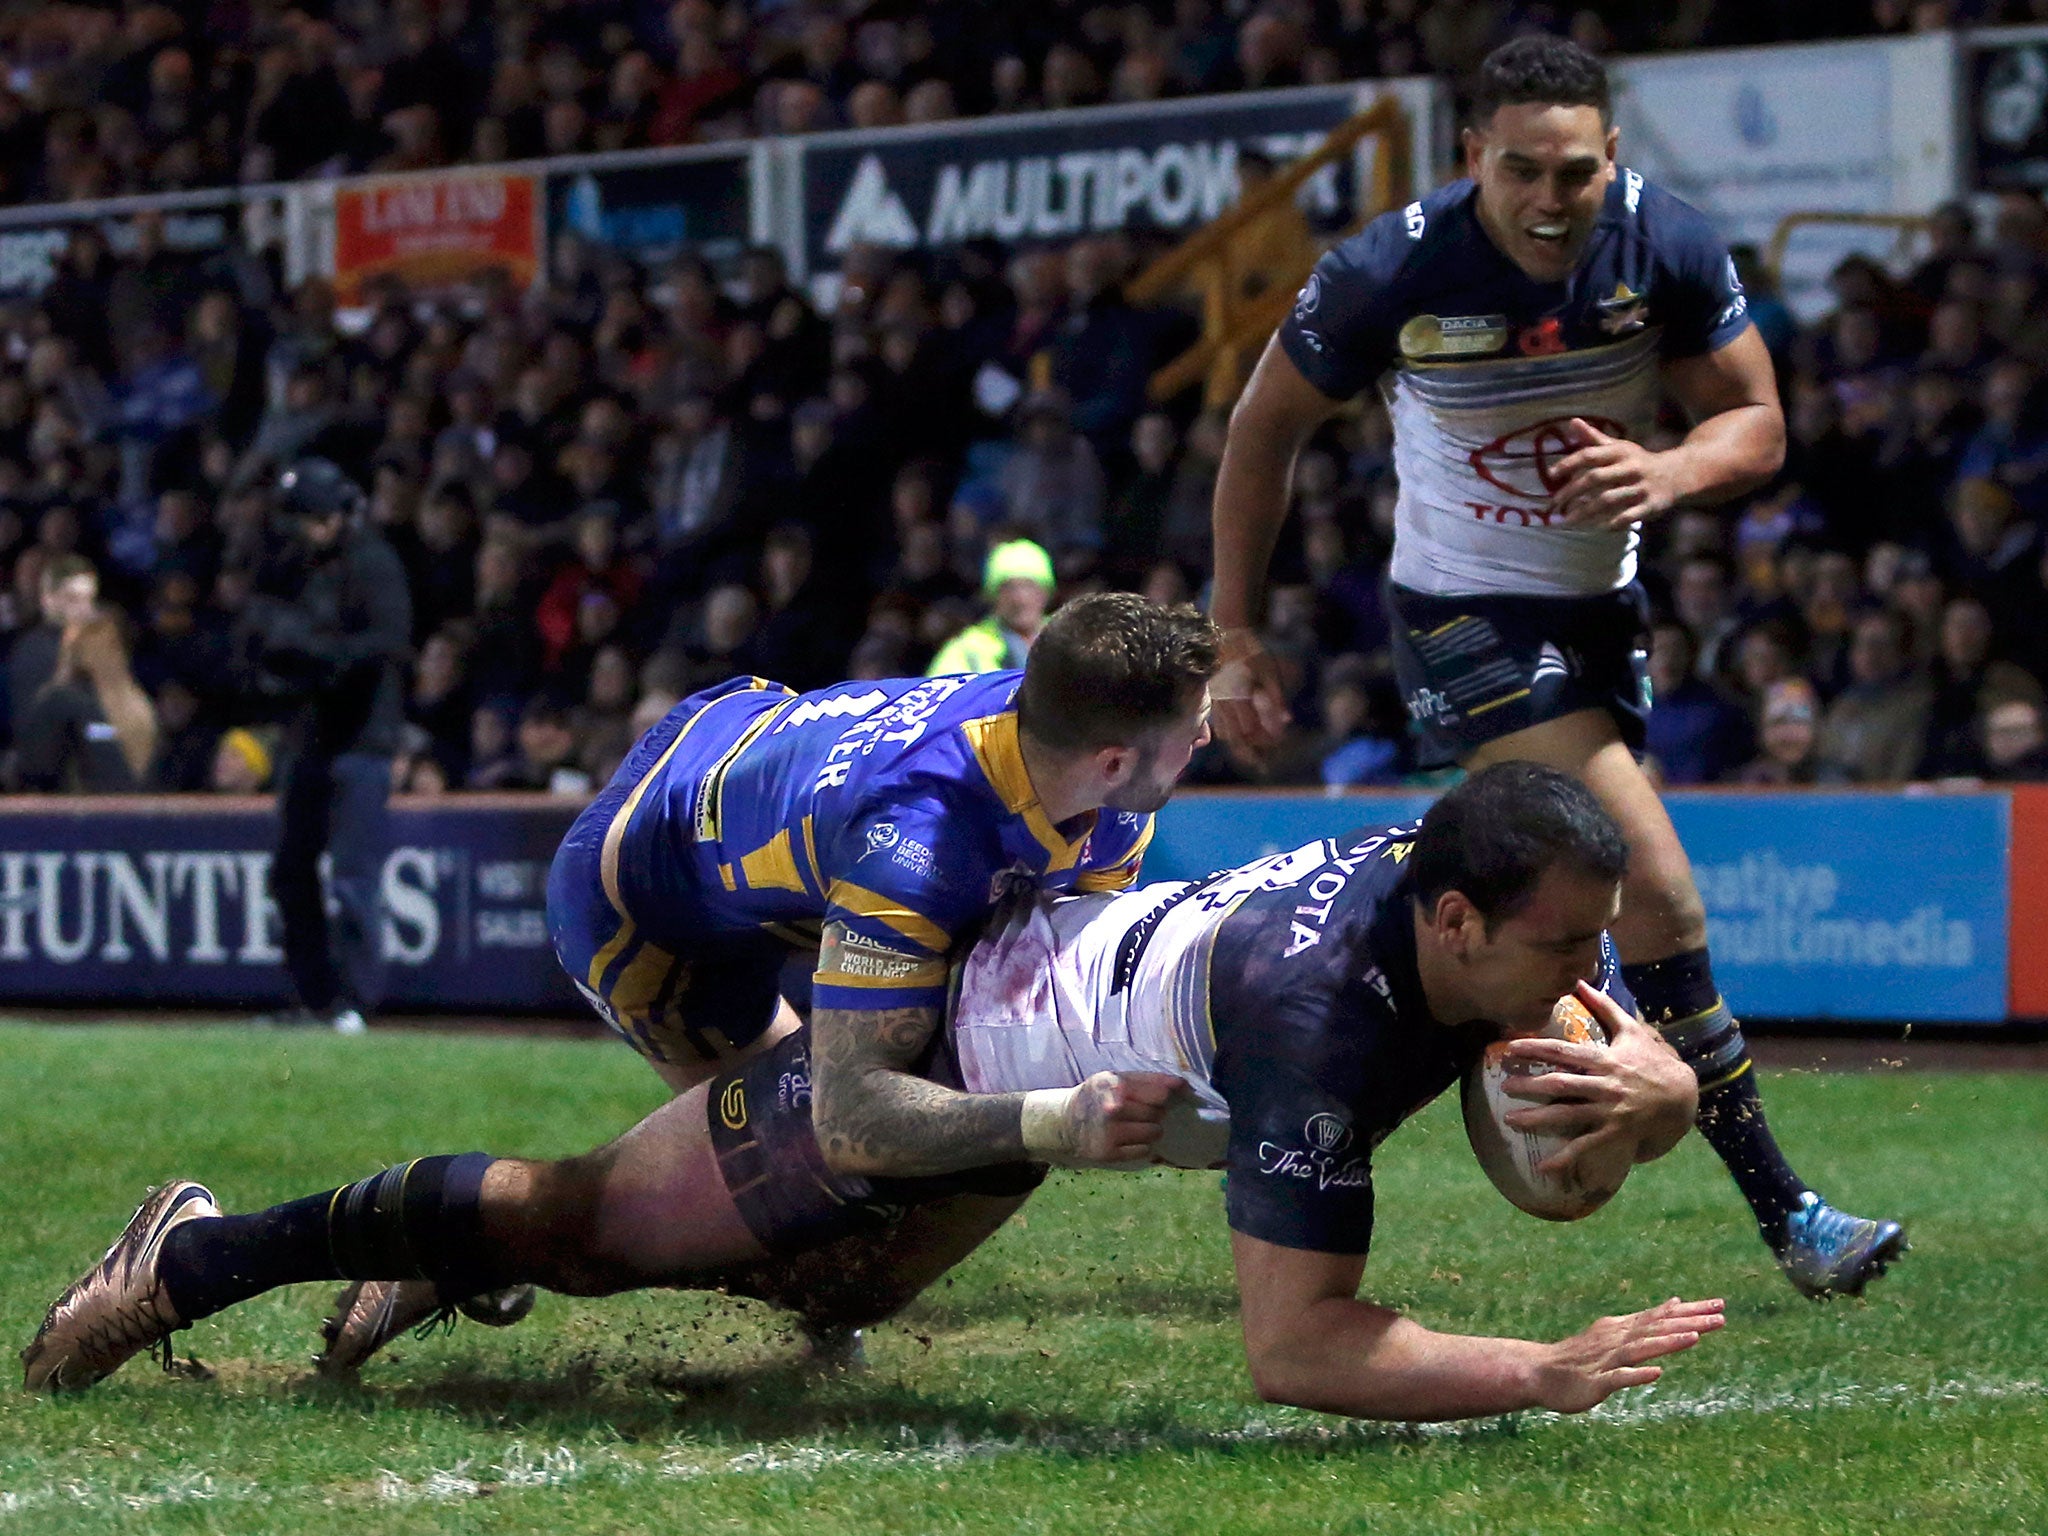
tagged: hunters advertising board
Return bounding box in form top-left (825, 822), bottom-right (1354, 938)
top-left (332, 171), bottom-right (541, 306)
top-left (0, 799), bottom-right (580, 1011)
top-left (795, 80), bottom-right (1439, 277)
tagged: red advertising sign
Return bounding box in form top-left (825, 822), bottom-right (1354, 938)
top-left (332, 172), bottom-right (540, 304)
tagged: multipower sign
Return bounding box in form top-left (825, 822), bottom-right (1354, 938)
top-left (799, 84), bottom-right (1418, 273)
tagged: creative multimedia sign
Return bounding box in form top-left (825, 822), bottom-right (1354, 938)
top-left (331, 172), bottom-right (541, 305)
top-left (1149, 789), bottom-right (2011, 1024)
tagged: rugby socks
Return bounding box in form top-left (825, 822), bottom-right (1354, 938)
top-left (1620, 949), bottom-right (1808, 1241)
top-left (159, 1154), bottom-right (506, 1321)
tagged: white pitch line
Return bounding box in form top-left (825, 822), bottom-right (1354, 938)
top-left (3, 1376), bottom-right (2040, 1517)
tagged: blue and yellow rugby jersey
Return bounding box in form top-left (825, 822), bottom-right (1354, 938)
top-left (599, 671), bottom-right (1154, 1013)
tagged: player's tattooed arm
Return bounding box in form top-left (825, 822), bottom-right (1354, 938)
top-left (808, 923), bottom-right (1185, 1179)
top-left (810, 1000), bottom-right (1029, 1179)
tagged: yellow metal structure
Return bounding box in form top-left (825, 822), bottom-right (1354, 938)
top-left (1130, 95), bottom-right (1414, 409)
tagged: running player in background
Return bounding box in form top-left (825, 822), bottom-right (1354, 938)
top-left (1207, 35), bottom-right (1903, 1297)
top-left (27, 766), bottom-right (1718, 1421)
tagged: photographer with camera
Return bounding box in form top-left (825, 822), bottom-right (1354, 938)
top-left (239, 459), bottom-right (412, 1034)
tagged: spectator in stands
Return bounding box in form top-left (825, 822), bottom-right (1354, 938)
top-left (571, 644), bottom-right (638, 784)
top-left (209, 726), bottom-right (275, 794)
top-left (1817, 608), bottom-right (1934, 784)
top-left (488, 696), bottom-right (591, 795)
top-left (5, 552), bottom-right (98, 748)
top-left (408, 627), bottom-right (474, 785)
top-left (147, 676), bottom-right (215, 792)
top-left (997, 388), bottom-right (1106, 565)
top-left (15, 614), bottom-right (156, 792)
top-left (1918, 596), bottom-right (2045, 779)
top-left (1309, 653), bottom-right (1404, 788)
top-left (1982, 698), bottom-right (2048, 781)
top-left (928, 538), bottom-right (1055, 676)
top-left (1733, 679), bottom-right (1837, 787)
top-left (1045, 238), bottom-right (1153, 470)
top-left (1941, 478), bottom-right (2037, 638)
top-left (1645, 620), bottom-right (1752, 786)
top-left (750, 524), bottom-right (850, 692)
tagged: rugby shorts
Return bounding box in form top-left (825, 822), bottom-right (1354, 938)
top-left (1386, 581), bottom-right (1652, 768)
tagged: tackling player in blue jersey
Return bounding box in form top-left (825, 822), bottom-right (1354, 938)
top-left (21, 593), bottom-right (1223, 1386)
top-left (1208, 36), bottom-right (1904, 1299)
top-left (28, 766), bottom-right (1721, 1423)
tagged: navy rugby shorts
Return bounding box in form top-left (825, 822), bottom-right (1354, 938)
top-left (1386, 581), bottom-right (1652, 769)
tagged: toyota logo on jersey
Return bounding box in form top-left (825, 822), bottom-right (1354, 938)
top-left (1468, 415), bottom-right (1626, 502)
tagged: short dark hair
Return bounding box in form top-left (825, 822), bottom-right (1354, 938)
top-left (1472, 36), bottom-right (1611, 127)
top-left (1411, 763), bottom-right (1628, 925)
top-left (1015, 592), bottom-right (1220, 753)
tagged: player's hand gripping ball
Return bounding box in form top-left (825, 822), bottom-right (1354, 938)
top-left (1461, 992), bottom-right (1634, 1221)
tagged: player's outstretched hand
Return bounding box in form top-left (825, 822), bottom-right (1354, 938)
top-left (1534, 1296), bottom-right (1726, 1414)
top-left (1496, 980), bottom-right (1698, 1171)
top-left (1211, 628), bottom-right (1292, 754)
top-left (1549, 418), bottom-right (1687, 531)
top-left (1058, 1070), bottom-right (1189, 1165)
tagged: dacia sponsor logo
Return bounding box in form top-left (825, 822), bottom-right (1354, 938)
top-left (719, 1079), bottom-right (748, 1131)
top-left (832, 931), bottom-right (928, 980)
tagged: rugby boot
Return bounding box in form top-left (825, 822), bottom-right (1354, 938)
top-left (315, 1282), bottom-right (536, 1379)
top-left (22, 1181), bottom-right (221, 1392)
top-left (1774, 1192), bottom-right (1907, 1299)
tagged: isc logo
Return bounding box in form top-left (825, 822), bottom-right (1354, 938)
top-left (719, 1079), bottom-right (748, 1131)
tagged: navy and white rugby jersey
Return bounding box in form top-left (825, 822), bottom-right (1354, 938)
top-left (1277, 171), bottom-right (1752, 598)
top-left (951, 825), bottom-right (1494, 1256)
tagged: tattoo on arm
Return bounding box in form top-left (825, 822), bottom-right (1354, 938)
top-left (811, 1000), bottom-right (1028, 1179)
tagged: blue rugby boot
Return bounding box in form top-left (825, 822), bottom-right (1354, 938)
top-left (1775, 1192), bottom-right (1907, 1300)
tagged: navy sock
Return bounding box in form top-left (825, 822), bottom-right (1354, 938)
top-left (1621, 949), bottom-right (1808, 1239)
top-left (160, 1154), bottom-right (506, 1321)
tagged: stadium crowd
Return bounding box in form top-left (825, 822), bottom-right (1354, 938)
top-left (6, 9), bottom-right (2048, 796)
top-left (0, 0), bottom-right (2032, 205)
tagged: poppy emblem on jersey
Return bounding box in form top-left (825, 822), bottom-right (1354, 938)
top-left (1516, 316), bottom-right (1569, 356)
top-left (1398, 313), bottom-right (1508, 359)
top-left (1597, 281), bottom-right (1649, 334)
top-left (1304, 1113), bottom-right (1353, 1154)
top-left (1469, 415), bottom-right (1627, 501)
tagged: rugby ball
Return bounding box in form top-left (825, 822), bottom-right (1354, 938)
top-left (1460, 993), bottom-right (1633, 1222)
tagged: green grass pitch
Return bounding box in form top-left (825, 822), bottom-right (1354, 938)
top-left (2, 1020), bottom-right (2044, 1535)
